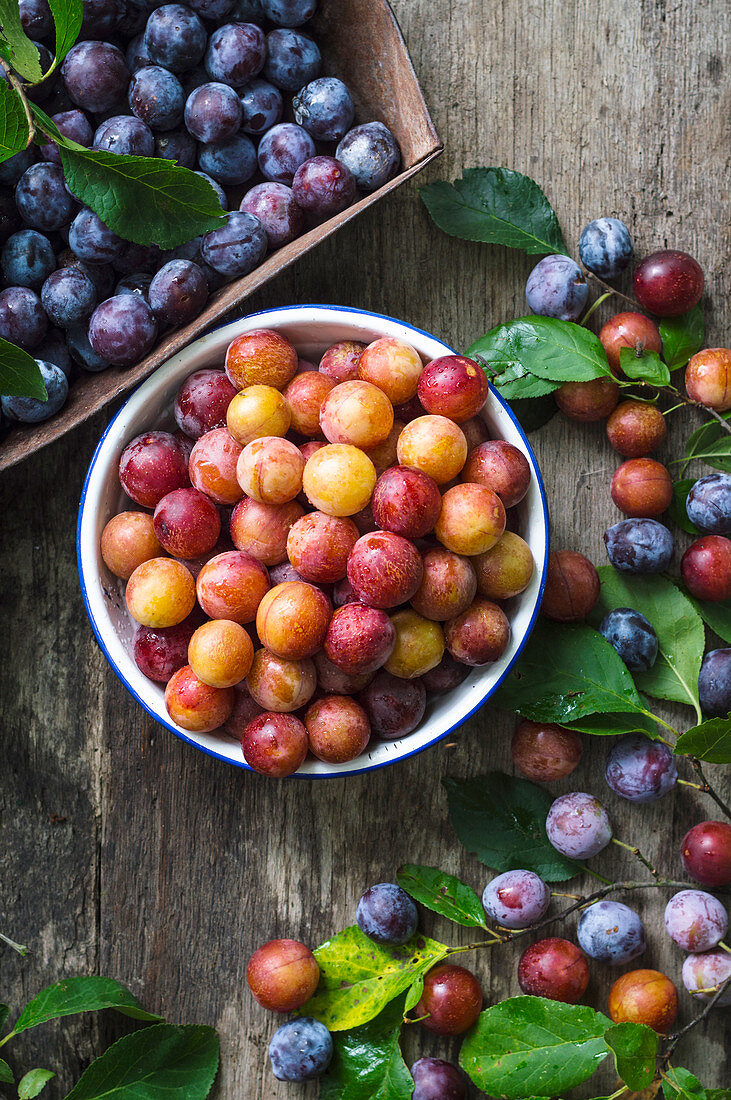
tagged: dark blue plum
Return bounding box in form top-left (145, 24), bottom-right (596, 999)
top-left (293, 76), bottom-right (354, 142)
top-left (144, 4), bottom-right (207, 72)
top-left (698, 648), bottom-right (731, 717)
top-left (526, 254), bottom-right (589, 321)
top-left (129, 66), bottom-right (185, 130)
top-left (116, 1), bottom-right (147, 39)
top-left (155, 127), bottom-right (197, 167)
top-left (126, 32), bottom-right (153, 73)
top-left (229, 0), bottom-right (265, 21)
top-left (1, 230), bottom-right (55, 289)
top-left (579, 218), bottom-right (634, 279)
top-left (194, 172), bottom-right (227, 207)
top-left (20, 0), bottom-right (54, 40)
top-left (257, 122), bottom-right (315, 184)
top-left (200, 211), bottom-right (267, 276)
top-left (81, 0), bottom-right (125, 40)
top-left (38, 109), bottom-right (93, 164)
top-left (598, 607), bottom-right (658, 671)
top-left (687, 474), bottom-right (731, 535)
top-left (292, 155), bottom-right (356, 218)
top-left (335, 121), bottom-right (401, 191)
top-left (88, 293), bottom-right (158, 366)
top-left (184, 81), bottom-right (242, 142)
top-left (576, 900), bottom-right (646, 965)
top-left (604, 518), bottom-right (674, 574)
top-left (356, 882), bottom-right (418, 945)
top-left (268, 1018), bottom-right (333, 1081)
top-left (264, 28), bottom-right (321, 91)
top-left (239, 77), bottom-right (283, 135)
top-left (112, 241), bottom-right (164, 275)
top-left (0, 286), bottom-right (48, 349)
top-left (198, 133), bottom-right (257, 185)
top-left (0, 148), bottom-right (36, 186)
top-left (0, 186), bottom-right (22, 243)
top-left (67, 322), bottom-right (111, 371)
top-left (41, 266), bottom-right (97, 328)
top-left (115, 272), bottom-right (153, 299)
top-left (204, 21), bottom-right (266, 87)
top-left (411, 1058), bottom-right (466, 1100)
top-left (15, 163), bottom-right (77, 232)
top-left (93, 114), bottom-right (155, 156)
top-left (36, 331), bottom-right (72, 378)
top-left (58, 253), bottom-right (115, 299)
top-left (61, 41), bottom-right (130, 113)
top-left (1, 360), bottom-right (68, 422)
top-left (604, 733), bottom-right (677, 803)
top-left (187, 0), bottom-right (236, 19)
top-left (69, 209), bottom-right (125, 264)
top-left (262, 0), bottom-right (316, 25)
top-left (148, 259), bottom-right (208, 325)
top-left (240, 182), bottom-right (303, 248)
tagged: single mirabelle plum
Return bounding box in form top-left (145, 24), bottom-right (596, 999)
top-left (415, 964), bottom-right (483, 1036)
top-left (237, 436), bottom-right (305, 504)
top-left (385, 609), bottom-right (445, 679)
top-left (357, 336), bottom-right (423, 405)
top-left (165, 664), bottom-right (234, 732)
top-left (247, 939), bottom-right (320, 1012)
top-left (304, 695), bottom-right (370, 763)
top-left (633, 250), bottom-right (704, 317)
top-left (324, 602), bottom-right (395, 674)
top-left (461, 416), bottom-right (490, 450)
top-left (416, 354), bottom-right (488, 422)
top-left (681, 821), bottom-right (731, 887)
top-left (421, 653), bottom-right (470, 692)
top-left (318, 340), bottom-right (365, 384)
top-left (188, 619), bottom-right (254, 688)
top-left (283, 370), bottom-right (334, 435)
top-left (302, 444), bottom-right (377, 516)
top-left (246, 649), bottom-right (316, 712)
top-left (196, 550), bottom-right (270, 622)
top-left (225, 328), bottom-right (298, 390)
top-left (153, 487), bottom-right (221, 559)
top-left (517, 938), bottom-right (589, 1003)
top-left (445, 599), bottom-right (510, 666)
top-left (461, 440), bottom-right (531, 507)
top-left (511, 719), bottom-right (583, 782)
top-left (241, 711), bottom-right (308, 777)
top-left (411, 549), bottom-right (477, 621)
top-left (133, 618), bottom-right (199, 683)
top-left (174, 368), bottom-right (237, 440)
top-left (371, 465), bottom-right (442, 539)
top-left (319, 380), bottom-right (394, 449)
top-left (685, 348), bottom-right (731, 411)
top-left (347, 531), bottom-right (424, 608)
top-left (226, 384), bottom-right (291, 445)
top-left (541, 550), bottom-right (600, 621)
top-left (474, 532), bottom-right (534, 600)
top-left (599, 312), bottom-right (662, 374)
top-left (611, 458), bottom-right (673, 517)
top-left (189, 428), bottom-right (244, 505)
top-left (397, 415), bottom-right (468, 484)
top-left (606, 399), bottom-right (667, 458)
top-left (101, 511), bottom-right (162, 579)
top-left (314, 650), bottom-right (373, 694)
top-left (681, 536), bottom-right (731, 602)
top-left (359, 671), bottom-right (426, 739)
top-left (555, 378), bottom-right (619, 421)
top-left (435, 483), bottom-right (506, 556)
top-left (231, 497), bottom-right (304, 565)
top-left (119, 430), bottom-right (190, 508)
top-left (609, 969), bottom-right (679, 1032)
top-left (256, 581), bottom-right (332, 659)
top-left (363, 420), bottom-right (404, 474)
top-left (287, 511), bottom-right (358, 583)
top-left (126, 558), bottom-right (196, 627)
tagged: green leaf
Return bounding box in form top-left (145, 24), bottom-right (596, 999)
top-left (0, 337), bottom-right (48, 399)
top-left (660, 306), bottom-right (705, 370)
top-left (301, 926), bottom-right (448, 1032)
top-left (0, 1059), bottom-right (13, 1084)
top-left (64, 1024), bottom-right (219, 1100)
top-left (594, 569), bottom-right (704, 716)
top-left (12, 976), bottom-right (162, 1035)
top-left (663, 1067), bottom-right (707, 1100)
top-left (58, 146), bottom-right (224, 249)
top-left (492, 620), bottom-right (648, 724)
top-left (396, 864), bottom-right (487, 928)
top-left (683, 416), bottom-right (731, 473)
top-left (18, 1068), bottom-right (55, 1099)
top-left (619, 346), bottom-right (671, 386)
top-left (420, 167), bottom-right (566, 254)
top-left (46, 0), bottom-right (83, 74)
top-left (495, 369), bottom-right (561, 399)
top-left (562, 708), bottom-right (660, 738)
top-left (0, 0), bottom-right (43, 81)
top-left (506, 393), bottom-right (558, 432)
top-left (467, 316), bottom-right (612, 384)
top-left (459, 996), bottom-right (610, 1099)
top-left (675, 716), bottom-right (731, 763)
top-left (682, 588), bottom-right (731, 643)
top-left (604, 1022), bottom-right (658, 1090)
top-left (0, 81), bottom-right (29, 164)
top-left (443, 772), bottom-right (581, 882)
top-left (320, 997), bottom-right (412, 1100)
top-left (668, 479), bottom-right (700, 535)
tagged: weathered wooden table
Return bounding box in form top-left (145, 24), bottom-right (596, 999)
top-left (2, 0), bottom-right (730, 1094)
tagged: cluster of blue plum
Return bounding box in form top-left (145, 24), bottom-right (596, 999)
top-left (0, 0), bottom-right (401, 431)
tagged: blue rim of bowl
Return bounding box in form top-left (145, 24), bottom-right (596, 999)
top-left (77, 303), bottom-right (550, 779)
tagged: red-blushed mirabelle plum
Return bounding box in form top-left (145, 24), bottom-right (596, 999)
top-left (283, 370), bottom-right (335, 436)
top-left (685, 348), bottom-right (731, 411)
top-left (224, 683), bottom-right (263, 739)
top-left (397, 415), bottom-right (468, 485)
top-left (174, 368), bottom-right (238, 440)
top-left (363, 420), bottom-right (404, 475)
top-left (681, 821), bottom-right (731, 887)
top-left (237, 436), bottom-right (305, 504)
top-left (359, 671), bottom-right (426, 739)
top-left (606, 399), bottom-right (667, 458)
top-left (357, 336), bottom-right (423, 405)
top-left (196, 550), bottom-right (270, 623)
top-left (302, 444), bottom-right (377, 517)
top-left (599, 312), bottom-right (662, 375)
top-left (324, 602), bottom-right (395, 675)
top-left (241, 712), bottom-right (308, 777)
top-left (511, 719), bottom-right (583, 782)
top-left (247, 939), bottom-right (320, 1012)
top-left (287, 511), bottom-right (358, 583)
top-left (153, 488), bottom-right (221, 559)
top-left (231, 497), bottom-right (304, 566)
top-left (165, 664), bottom-right (234, 732)
top-left (119, 430), bottom-right (190, 507)
top-left (314, 650), bottom-right (373, 694)
top-left (541, 550), bottom-right (600, 621)
top-left (517, 938), bottom-right (590, 1004)
top-left (609, 969), bottom-right (679, 1033)
top-left (411, 549), bottom-right (477, 621)
top-left (256, 581), bottom-right (332, 659)
top-left (435, 484), bottom-right (506, 556)
top-left (371, 465), bottom-right (442, 539)
top-left (246, 649), bottom-right (316, 712)
top-left (461, 440), bottom-right (531, 508)
top-left (188, 619), bottom-right (254, 688)
top-left (417, 355), bottom-right (489, 422)
top-left (610, 457), bottom-right (673, 517)
top-left (461, 416), bottom-right (490, 450)
top-left (133, 618), bottom-right (199, 683)
top-left (474, 532), bottom-right (534, 600)
top-left (225, 328), bottom-right (298, 391)
top-left (304, 695), bottom-right (371, 763)
top-left (319, 380), bottom-right (394, 449)
top-left (347, 531), bottom-right (424, 608)
top-left (422, 653), bottom-right (470, 693)
top-left (299, 440), bottom-right (327, 462)
top-left (226, 384), bottom-right (291, 446)
top-left (189, 428), bottom-right (244, 505)
top-left (633, 250), bottom-right (704, 317)
top-left (319, 340), bottom-right (366, 384)
top-left (101, 511), bottom-right (162, 580)
top-left (385, 609), bottom-right (445, 678)
top-left (445, 599), bottom-right (510, 666)
top-left (126, 558), bottom-right (196, 627)
top-left (555, 378), bottom-right (619, 422)
top-left (415, 964), bottom-right (483, 1036)
top-left (681, 535), bottom-right (731, 602)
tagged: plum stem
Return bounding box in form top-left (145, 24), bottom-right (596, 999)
top-left (580, 291), bottom-right (613, 327)
top-left (677, 778), bottom-right (703, 791)
top-left (582, 269), bottom-right (638, 309)
top-left (718, 941), bottom-right (731, 954)
top-left (0, 930), bottom-right (28, 956)
top-left (661, 972), bottom-right (731, 1063)
top-left (662, 385), bottom-right (731, 435)
top-left (611, 838), bottom-right (662, 881)
top-left (689, 757), bottom-right (731, 821)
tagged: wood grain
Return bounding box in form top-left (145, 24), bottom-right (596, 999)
top-left (1, 0), bottom-right (730, 1096)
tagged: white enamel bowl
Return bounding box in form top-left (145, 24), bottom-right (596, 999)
top-left (77, 305), bottom-right (550, 778)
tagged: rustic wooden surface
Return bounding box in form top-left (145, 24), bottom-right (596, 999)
top-left (1, 0), bottom-right (730, 1095)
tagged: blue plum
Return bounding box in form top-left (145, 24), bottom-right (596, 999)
top-left (335, 121), bottom-right (401, 191)
top-left (41, 266), bottom-right (98, 328)
top-left (126, 32), bottom-right (153, 73)
top-left (687, 473), bottom-right (731, 535)
top-left (148, 259), bottom-right (208, 326)
top-left (112, 242), bottom-right (164, 276)
top-left (144, 4), bottom-right (207, 72)
top-left (38, 109), bottom-right (93, 164)
top-left (128, 66), bottom-right (185, 130)
top-left (0, 186), bottom-right (21, 243)
top-left (1, 230), bottom-right (55, 289)
top-left (15, 162), bottom-right (76, 232)
top-left (664, 889), bottom-right (728, 952)
top-left (88, 293), bottom-right (158, 366)
top-left (579, 217), bottom-right (633, 279)
top-left (239, 182), bottom-right (304, 248)
top-left (1, 360), bottom-right (68, 422)
top-left (61, 41), bottom-right (130, 113)
top-left (36, 331), bottom-right (72, 378)
top-left (482, 869), bottom-right (550, 929)
top-left (187, 0), bottom-right (236, 18)
top-left (67, 323), bottom-right (111, 371)
top-left (598, 607), bottom-right (658, 671)
top-left (264, 28), bottom-right (321, 91)
top-left (229, 0), bottom-right (265, 19)
top-left (80, 0), bottom-right (125, 39)
top-left (0, 148), bottom-right (36, 186)
top-left (546, 791), bottom-right (612, 859)
top-left (0, 286), bottom-right (48, 349)
top-left (356, 882), bottom-right (418, 945)
top-left (204, 21), bottom-right (266, 86)
top-left (69, 209), bottom-right (124, 264)
top-left (292, 155), bottom-right (356, 218)
top-left (410, 1058), bottom-right (466, 1100)
top-left (239, 78), bottom-right (283, 135)
top-left (604, 518), bottom-right (674, 573)
top-left (577, 900), bottom-right (646, 965)
top-left (200, 211), bottom-right (267, 277)
top-left (19, 0), bottom-right (54, 39)
top-left (604, 733), bottom-right (677, 803)
top-left (257, 122), bottom-right (315, 184)
top-left (682, 950), bottom-right (731, 1004)
top-left (194, 172), bottom-right (227, 208)
top-left (155, 127), bottom-right (197, 167)
top-left (262, 0), bottom-right (316, 26)
top-left (198, 133), bottom-right (257, 185)
top-left (526, 255), bottom-right (589, 321)
top-left (268, 1018), bottom-right (333, 1081)
top-left (115, 272), bottom-right (153, 299)
top-left (698, 648), bottom-right (731, 717)
top-left (293, 76), bottom-right (354, 142)
top-left (93, 115), bottom-right (155, 157)
top-left (184, 81), bottom-right (242, 142)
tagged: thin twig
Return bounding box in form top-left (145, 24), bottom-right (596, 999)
top-left (0, 930), bottom-right (28, 955)
top-left (661, 973), bottom-right (731, 1064)
top-left (689, 757), bottom-right (731, 821)
top-left (0, 57), bottom-right (35, 147)
top-left (582, 269), bottom-right (638, 309)
top-left (612, 838), bottom-right (662, 881)
top-left (661, 385), bottom-right (731, 435)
